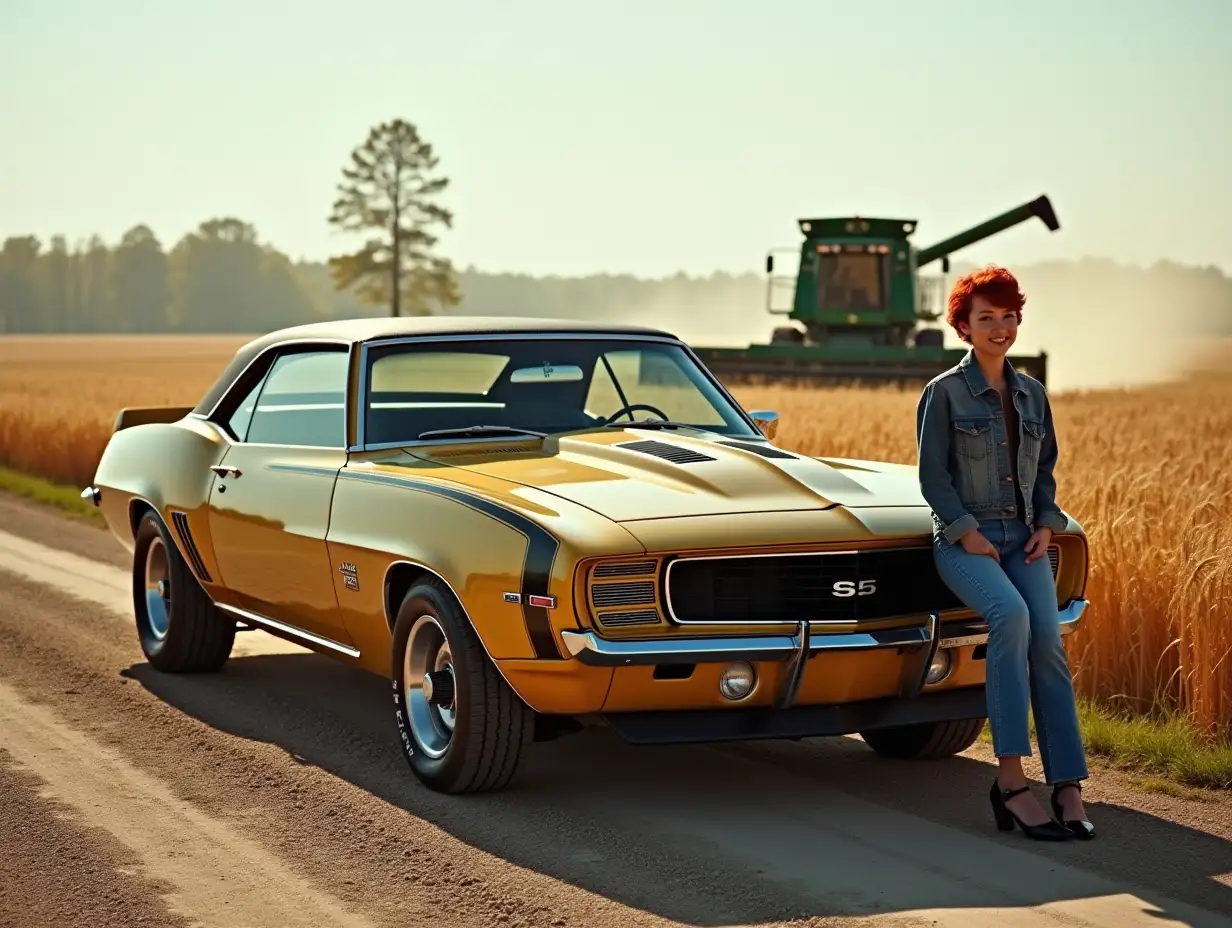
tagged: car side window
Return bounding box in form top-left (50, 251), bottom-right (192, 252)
top-left (244, 350), bottom-right (350, 447)
top-left (224, 375), bottom-right (267, 441)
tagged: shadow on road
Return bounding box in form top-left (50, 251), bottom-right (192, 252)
top-left (125, 649), bottom-right (1232, 927)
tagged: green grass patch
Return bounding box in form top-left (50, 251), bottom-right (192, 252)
top-left (0, 466), bottom-right (106, 528)
top-left (977, 696), bottom-right (1232, 791)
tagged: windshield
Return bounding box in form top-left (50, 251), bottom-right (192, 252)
top-left (361, 337), bottom-right (759, 446)
top-left (817, 251), bottom-right (885, 311)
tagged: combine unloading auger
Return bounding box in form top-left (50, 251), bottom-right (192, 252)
top-left (692, 195), bottom-right (1059, 388)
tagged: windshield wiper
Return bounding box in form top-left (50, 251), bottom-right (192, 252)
top-left (416, 425), bottom-right (547, 441)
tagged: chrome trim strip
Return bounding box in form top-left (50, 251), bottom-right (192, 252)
top-left (773, 619), bottom-right (810, 709)
top-left (933, 598), bottom-right (1087, 650)
top-left (1058, 597), bottom-right (1086, 628)
top-left (561, 600), bottom-right (1090, 668)
top-left (898, 613), bottom-right (941, 698)
top-left (560, 624), bottom-right (932, 667)
top-left (199, 337), bottom-right (353, 422)
top-left (215, 603), bottom-right (361, 658)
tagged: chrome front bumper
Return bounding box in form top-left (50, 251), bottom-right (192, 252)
top-left (561, 599), bottom-right (1088, 669)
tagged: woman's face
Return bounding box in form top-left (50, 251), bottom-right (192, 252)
top-left (962, 294), bottom-right (1018, 357)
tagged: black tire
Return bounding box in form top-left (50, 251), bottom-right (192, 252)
top-left (390, 577), bottom-right (533, 793)
top-left (132, 510), bottom-right (235, 673)
top-left (859, 717), bottom-right (985, 760)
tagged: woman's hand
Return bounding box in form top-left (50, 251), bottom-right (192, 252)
top-left (959, 528), bottom-right (1000, 562)
top-left (1024, 526), bottom-right (1053, 563)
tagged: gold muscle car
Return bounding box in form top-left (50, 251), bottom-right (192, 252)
top-left (81, 317), bottom-right (1090, 793)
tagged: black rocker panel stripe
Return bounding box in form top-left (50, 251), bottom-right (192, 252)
top-left (337, 469), bottom-right (562, 659)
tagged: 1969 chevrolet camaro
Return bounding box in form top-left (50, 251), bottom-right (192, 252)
top-left (82, 316), bottom-right (1089, 793)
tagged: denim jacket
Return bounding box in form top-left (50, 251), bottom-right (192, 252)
top-left (915, 349), bottom-right (1069, 544)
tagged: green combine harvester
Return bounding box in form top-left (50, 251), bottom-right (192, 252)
top-left (693, 195), bottom-right (1060, 388)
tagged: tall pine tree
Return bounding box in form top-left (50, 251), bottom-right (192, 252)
top-left (327, 119), bottom-right (460, 316)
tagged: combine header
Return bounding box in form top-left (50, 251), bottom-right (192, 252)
top-left (693, 196), bottom-right (1060, 387)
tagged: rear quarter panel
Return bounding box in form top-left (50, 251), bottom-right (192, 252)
top-left (92, 415), bottom-right (231, 598)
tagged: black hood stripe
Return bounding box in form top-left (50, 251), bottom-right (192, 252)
top-left (337, 469), bottom-right (562, 659)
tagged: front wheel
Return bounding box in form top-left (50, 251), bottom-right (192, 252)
top-left (859, 717), bottom-right (985, 760)
top-left (132, 510), bottom-right (235, 673)
top-left (390, 578), bottom-right (533, 793)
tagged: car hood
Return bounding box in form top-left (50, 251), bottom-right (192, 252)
top-left (409, 427), bottom-right (927, 523)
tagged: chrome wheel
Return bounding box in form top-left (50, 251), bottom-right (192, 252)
top-left (143, 535), bottom-right (171, 640)
top-left (403, 614), bottom-right (456, 759)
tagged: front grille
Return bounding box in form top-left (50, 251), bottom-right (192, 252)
top-left (665, 544), bottom-right (1063, 625)
top-left (592, 581), bottom-right (656, 607)
top-left (588, 557), bottom-right (664, 628)
top-left (665, 547), bottom-right (967, 624)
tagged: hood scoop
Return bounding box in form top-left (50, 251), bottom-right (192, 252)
top-left (715, 440), bottom-right (798, 460)
top-left (616, 438), bottom-right (717, 464)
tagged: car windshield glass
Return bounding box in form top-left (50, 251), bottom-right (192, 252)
top-left (361, 337), bottom-right (759, 446)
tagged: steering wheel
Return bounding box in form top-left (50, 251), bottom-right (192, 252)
top-left (600, 402), bottom-right (670, 425)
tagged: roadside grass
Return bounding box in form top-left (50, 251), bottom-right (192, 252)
top-left (977, 697), bottom-right (1232, 792)
top-left (1, 465), bottom-right (1230, 795)
top-left (0, 466), bottom-right (106, 527)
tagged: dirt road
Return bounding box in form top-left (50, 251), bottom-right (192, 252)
top-left (0, 493), bottom-right (1229, 928)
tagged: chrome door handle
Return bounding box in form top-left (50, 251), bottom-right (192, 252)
top-left (210, 465), bottom-right (242, 478)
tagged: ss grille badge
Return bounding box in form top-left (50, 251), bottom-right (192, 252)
top-left (503, 592), bottom-right (522, 604)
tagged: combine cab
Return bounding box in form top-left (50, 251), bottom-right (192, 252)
top-left (693, 196), bottom-right (1060, 387)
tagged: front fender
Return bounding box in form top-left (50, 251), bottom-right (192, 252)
top-left (323, 465), bottom-right (645, 673)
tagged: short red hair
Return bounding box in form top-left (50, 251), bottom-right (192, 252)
top-left (946, 264), bottom-right (1026, 343)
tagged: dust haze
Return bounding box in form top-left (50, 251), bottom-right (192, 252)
top-left (562, 258), bottom-right (1231, 394)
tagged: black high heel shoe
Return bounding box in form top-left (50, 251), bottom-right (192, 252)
top-left (1051, 782), bottom-right (1095, 839)
top-left (989, 781), bottom-right (1073, 840)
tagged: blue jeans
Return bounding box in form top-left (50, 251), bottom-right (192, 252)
top-left (933, 518), bottom-right (1089, 784)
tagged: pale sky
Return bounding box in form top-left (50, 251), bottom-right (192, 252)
top-left (2, 0), bottom-right (1228, 278)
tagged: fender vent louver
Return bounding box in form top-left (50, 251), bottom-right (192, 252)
top-left (594, 559), bottom-right (657, 578)
top-left (171, 511), bottom-right (212, 583)
top-left (597, 610), bottom-right (660, 628)
top-left (716, 440), bottom-right (798, 460)
top-left (617, 439), bottom-right (716, 464)
top-left (591, 581), bottom-right (656, 607)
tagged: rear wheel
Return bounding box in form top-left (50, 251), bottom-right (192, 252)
top-left (859, 718), bottom-right (985, 760)
top-left (132, 510), bottom-right (235, 673)
top-left (391, 577), bottom-right (533, 793)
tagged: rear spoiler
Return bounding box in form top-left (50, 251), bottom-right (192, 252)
top-left (112, 406), bottom-right (195, 433)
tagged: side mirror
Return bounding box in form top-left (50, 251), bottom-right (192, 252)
top-left (765, 255), bottom-right (774, 274)
top-left (748, 409), bottom-right (779, 440)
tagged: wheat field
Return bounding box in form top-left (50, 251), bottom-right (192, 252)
top-left (2, 334), bottom-right (1230, 739)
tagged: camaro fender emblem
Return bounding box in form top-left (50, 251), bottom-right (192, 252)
top-left (339, 561), bottom-right (360, 591)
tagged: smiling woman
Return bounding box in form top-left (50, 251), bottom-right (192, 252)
top-left (917, 264), bottom-right (1095, 842)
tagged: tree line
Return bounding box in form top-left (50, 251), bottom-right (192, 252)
top-left (2, 117), bottom-right (1229, 340)
top-left (0, 215), bottom-right (778, 334)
